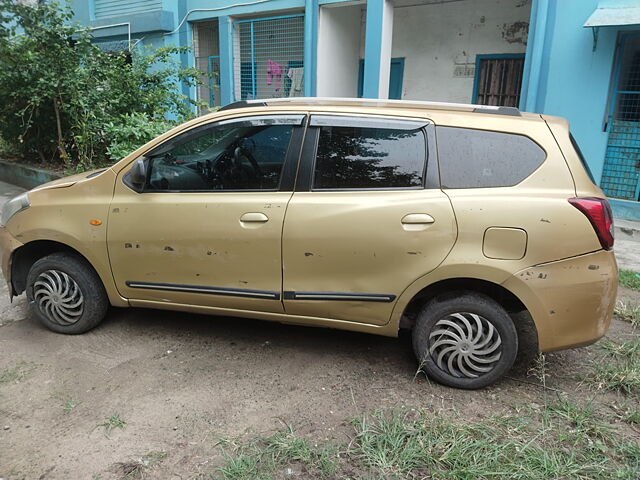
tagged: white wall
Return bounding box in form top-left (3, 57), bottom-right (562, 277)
top-left (317, 4), bottom-right (362, 97)
top-left (391, 0), bottom-right (531, 102)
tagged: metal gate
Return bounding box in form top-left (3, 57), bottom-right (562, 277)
top-left (233, 14), bottom-right (305, 101)
top-left (601, 34), bottom-right (640, 200)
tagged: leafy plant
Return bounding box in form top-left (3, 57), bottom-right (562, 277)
top-left (104, 112), bottom-right (171, 163)
top-left (0, 1), bottom-right (206, 171)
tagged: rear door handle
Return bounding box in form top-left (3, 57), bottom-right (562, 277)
top-left (240, 212), bottom-right (269, 223)
top-left (401, 214), bottom-right (435, 225)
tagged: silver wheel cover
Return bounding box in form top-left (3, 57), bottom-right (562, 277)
top-left (33, 270), bottom-right (84, 326)
top-left (428, 312), bottom-right (502, 378)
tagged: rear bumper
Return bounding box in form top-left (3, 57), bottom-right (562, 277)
top-left (502, 250), bottom-right (617, 352)
top-left (0, 226), bottom-right (22, 296)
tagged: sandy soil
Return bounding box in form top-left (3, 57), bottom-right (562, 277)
top-left (0, 287), bottom-right (638, 479)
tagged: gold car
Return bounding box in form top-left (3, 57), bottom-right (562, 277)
top-left (0, 98), bottom-right (617, 389)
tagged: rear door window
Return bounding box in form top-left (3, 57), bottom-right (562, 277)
top-left (437, 126), bottom-right (546, 188)
top-left (310, 115), bottom-right (427, 189)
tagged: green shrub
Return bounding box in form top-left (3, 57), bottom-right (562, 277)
top-left (104, 113), bottom-right (171, 163)
top-left (0, 1), bottom-right (206, 171)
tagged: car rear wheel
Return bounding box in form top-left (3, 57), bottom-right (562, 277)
top-left (26, 252), bottom-right (108, 334)
top-left (412, 292), bottom-right (518, 389)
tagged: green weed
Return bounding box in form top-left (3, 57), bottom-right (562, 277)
top-left (619, 269), bottom-right (640, 291)
top-left (97, 413), bottom-right (126, 437)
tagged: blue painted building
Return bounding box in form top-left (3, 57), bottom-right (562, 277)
top-left (69, 0), bottom-right (640, 218)
top-left (69, 0), bottom-right (532, 107)
top-left (522, 0), bottom-right (640, 220)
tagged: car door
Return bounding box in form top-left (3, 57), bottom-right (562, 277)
top-left (107, 113), bottom-right (305, 314)
top-left (282, 114), bottom-right (457, 325)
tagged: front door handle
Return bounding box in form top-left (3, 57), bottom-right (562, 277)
top-left (240, 212), bottom-right (269, 223)
top-left (401, 213), bottom-right (435, 225)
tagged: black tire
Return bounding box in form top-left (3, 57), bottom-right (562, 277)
top-left (26, 252), bottom-right (109, 334)
top-left (412, 291), bottom-right (518, 389)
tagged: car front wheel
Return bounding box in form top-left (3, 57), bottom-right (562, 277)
top-left (26, 252), bottom-right (109, 334)
top-left (412, 292), bottom-right (518, 389)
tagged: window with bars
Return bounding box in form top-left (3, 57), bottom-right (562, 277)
top-left (473, 55), bottom-right (525, 107)
top-left (233, 15), bottom-right (305, 101)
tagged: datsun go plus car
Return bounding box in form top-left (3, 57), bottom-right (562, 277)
top-left (0, 98), bottom-right (618, 389)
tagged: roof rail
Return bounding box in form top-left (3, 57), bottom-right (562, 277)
top-left (218, 100), bottom-right (267, 111)
top-left (217, 97), bottom-right (521, 117)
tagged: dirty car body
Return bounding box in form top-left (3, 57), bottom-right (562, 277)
top-left (0, 98), bottom-right (618, 389)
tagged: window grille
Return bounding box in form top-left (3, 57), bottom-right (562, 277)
top-left (601, 35), bottom-right (640, 201)
top-left (474, 56), bottom-right (524, 107)
top-left (233, 15), bottom-right (305, 101)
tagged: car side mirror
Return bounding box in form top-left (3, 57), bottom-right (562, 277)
top-left (129, 158), bottom-right (147, 189)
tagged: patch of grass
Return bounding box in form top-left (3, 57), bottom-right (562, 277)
top-left (587, 338), bottom-right (640, 395)
top-left (614, 301), bottom-right (640, 328)
top-left (216, 406), bottom-right (640, 480)
top-left (601, 338), bottom-right (640, 358)
top-left (613, 403), bottom-right (640, 426)
top-left (619, 269), bottom-right (640, 291)
top-left (217, 425), bottom-right (339, 480)
top-left (97, 413), bottom-right (126, 437)
top-left (546, 397), bottom-right (612, 440)
top-left (0, 361), bottom-right (35, 386)
top-left (589, 362), bottom-right (640, 395)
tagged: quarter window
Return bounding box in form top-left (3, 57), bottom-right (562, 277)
top-left (144, 116), bottom-right (302, 191)
top-left (311, 116), bottom-right (427, 189)
top-left (437, 127), bottom-right (546, 189)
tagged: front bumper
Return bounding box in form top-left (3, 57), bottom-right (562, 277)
top-left (0, 226), bottom-right (23, 297)
top-left (502, 249), bottom-right (618, 352)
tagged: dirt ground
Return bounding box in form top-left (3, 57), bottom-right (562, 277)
top-left (0, 279), bottom-right (638, 479)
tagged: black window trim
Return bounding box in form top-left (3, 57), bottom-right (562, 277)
top-left (298, 113), bottom-right (435, 193)
top-left (123, 114), bottom-right (307, 194)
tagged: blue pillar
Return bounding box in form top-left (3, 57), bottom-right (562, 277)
top-left (177, 0), bottom-right (193, 103)
top-left (520, 0), bottom-right (549, 112)
top-left (304, 0), bottom-right (318, 96)
top-left (219, 16), bottom-right (235, 105)
top-left (363, 0), bottom-right (393, 99)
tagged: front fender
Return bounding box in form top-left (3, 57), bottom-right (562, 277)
top-left (4, 169), bottom-right (127, 307)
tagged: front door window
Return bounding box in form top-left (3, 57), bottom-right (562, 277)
top-left (144, 115), bottom-right (303, 192)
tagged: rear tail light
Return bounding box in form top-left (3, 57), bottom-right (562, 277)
top-left (568, 197), bottom-right (614, 250)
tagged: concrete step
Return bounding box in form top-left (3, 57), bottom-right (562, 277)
top-left (615, 219), bottom-right (640, 242)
